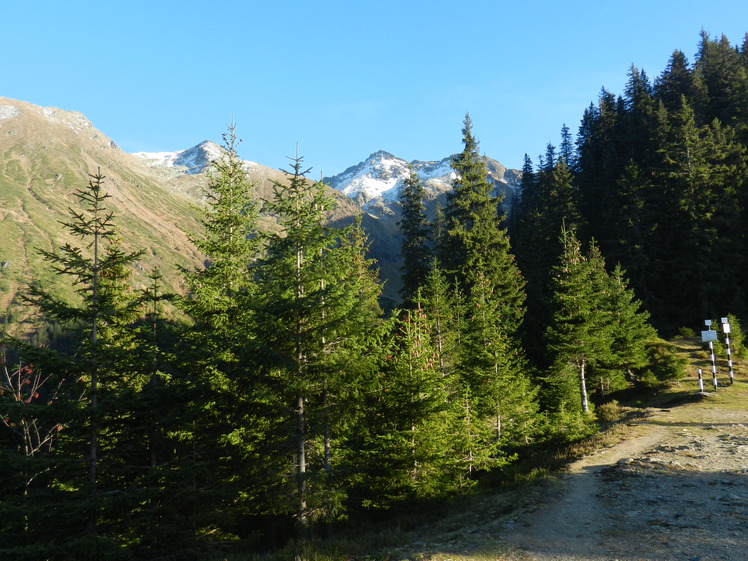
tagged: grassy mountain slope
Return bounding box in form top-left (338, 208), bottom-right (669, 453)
top-left (0, 97), bottom-right (397, 333)
top-left (0, 98), bottom-right (205, 329)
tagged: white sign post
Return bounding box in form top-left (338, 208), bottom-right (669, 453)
top-left (721, 317), bottom-right (734, 385)
top-left (703, 321), bottom-right (719, 389)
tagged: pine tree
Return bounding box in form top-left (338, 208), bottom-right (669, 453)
top-left (545, 227), bottom-right (611, 432)
top-left (16, 169), bottom-right (144, 555)
top-left (398, 167), bottom-right (432, 306)
top-left (440, 113), bottom-right (526, 336)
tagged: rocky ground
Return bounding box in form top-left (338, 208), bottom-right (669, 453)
top-left (500, 391), bottom-right (748, 561)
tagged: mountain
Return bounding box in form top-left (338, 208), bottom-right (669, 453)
top-left (0, 97), bottom-right (521, 327)
top-left (133, 144), bottom-right (406, 308)
top-left (133, 140), bottom-right (226, 175)
top-left (0, 97), bottom-right (212, 331)
top-left (323, 149), bottom-right (521, 218)
top-left (0, 98), bottom-right (377, 330)
top-left (135, 145), bottom-right (522, 307)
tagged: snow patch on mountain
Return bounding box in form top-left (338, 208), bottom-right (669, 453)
top-left (324, 150), bottom-right (518, 214)
top-left (331, 151), bottom-right (408, 202)
top-left (133, 140), bottom-right (262, 175)
top-left (324, 150), bottom-right (458, 206)
top-left (134, 140), bottom-right (221, 175)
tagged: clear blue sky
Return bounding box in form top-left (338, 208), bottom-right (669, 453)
top-left (3, 1), bottom-right (748, 176)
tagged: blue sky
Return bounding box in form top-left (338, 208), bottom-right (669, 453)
top-left (3, 1), bottom-right (748, 176)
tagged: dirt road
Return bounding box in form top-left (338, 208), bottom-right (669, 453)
top-left (501, 391), bottom-right (748, 561)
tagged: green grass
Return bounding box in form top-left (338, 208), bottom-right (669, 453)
top-left (0, 145), bottom-right (205, 332)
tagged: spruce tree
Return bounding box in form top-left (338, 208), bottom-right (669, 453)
top-left (418, 260), bottom-right (462, 380)
top-left (653, 97), bottom-right (747, 327)
top-left (694, 31), bottom-right (748, 127)
top-left (559, 124), bottom-right (577, 170)
top-left (622, 65), bottom-right (659, 168)
top-left (654, 49), bottom-right (697, 112)
top-left (435, 114), bottom-right (536, 473)
top-left (514, 156), bottom-right (582, 365)
top-left (545, 227), bottom-right (611, 432)
top-left (354, 306), bottom-right (463, 503)
top-left (398, 167), bottom-right (432, 306)
top-left (17, 170), bottom-right (144, 555)
top-left (183, 121), bottom-right (261, 343)
top-left (440, 113), bottom-right (526, 336)
top-left (254, 151), bottom-right (382, 534)
top-left (456, 273), bottom-right (539, 451)
top-left (600, 264), bottom-right (658, 387)
top-left (605, 160), bottom-right (658, 307)
top-left (576, 88), bottom-right (624, 244)
top-left (178, 123), bottom-right (267, 547)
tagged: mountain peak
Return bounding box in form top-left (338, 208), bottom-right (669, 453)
top-left (324, 151), bottom-right (410, 205)
top-left (0, 96), bottom-right (118, 151)
top-left (324, 150), bottom-right (519, 217)
top-left (366, 149), bottom-right (398, 161)
top-left (133, 140), bottom-right (223, 175)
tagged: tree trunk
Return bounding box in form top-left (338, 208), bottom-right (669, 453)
top-left (578, 357), bottom-right (589, 414)
top-left (296, 393), bottom-right (307, 531)
top-left (87, 228), bottom-right (100, 536)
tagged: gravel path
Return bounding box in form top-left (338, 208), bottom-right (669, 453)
top-left (501, 394), bottom-right (748, 561)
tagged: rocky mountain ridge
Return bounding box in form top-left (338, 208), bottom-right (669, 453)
top-left (133, 145), bottom-right (521, 220)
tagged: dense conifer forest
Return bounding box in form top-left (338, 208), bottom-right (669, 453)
top-left (1, 31), bottom-right (747, 560)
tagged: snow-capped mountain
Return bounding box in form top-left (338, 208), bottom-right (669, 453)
top-left (133, 140), bottom-right (247, 175)
top-left (132, 142), bottom-right (521, 219)
top-left (323, 150), bottom-right (520, 216)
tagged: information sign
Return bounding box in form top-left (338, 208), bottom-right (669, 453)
top-left (701, 330), bottom-right (718, 342)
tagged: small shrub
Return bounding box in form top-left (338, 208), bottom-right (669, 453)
top-left (646, 339), bottom-right (688, 382)
top-left (596, 400), bottom-right (622, 424)
top-left (676, 326), bottom-right (696, 338)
